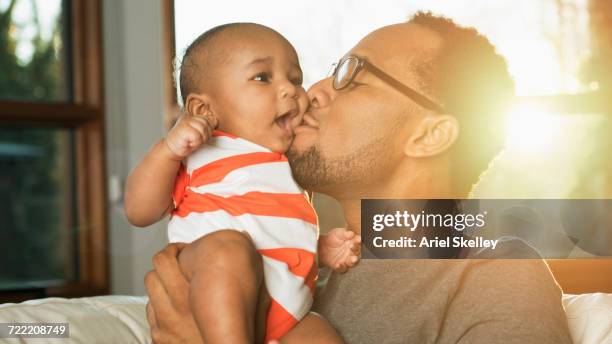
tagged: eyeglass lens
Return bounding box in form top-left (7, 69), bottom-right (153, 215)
top-left (333, 57), bottom-right (359, 89)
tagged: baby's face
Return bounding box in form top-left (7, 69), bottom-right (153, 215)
top-left (206, 29), bottom-right (309, 153)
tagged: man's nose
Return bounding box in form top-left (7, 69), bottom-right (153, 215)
top-left (307, 77), bottom-right (334, 109)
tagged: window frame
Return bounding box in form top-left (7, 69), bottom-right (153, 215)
top-left (0, 0), bottom-right (108, 303)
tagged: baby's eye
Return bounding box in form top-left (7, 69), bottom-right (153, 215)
top-left (290, 76), bottom-right (303, 86)
top-left (253, 73), bottom-right (270, 82)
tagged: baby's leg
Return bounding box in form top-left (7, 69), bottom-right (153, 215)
top-left (178, 230), bottom-right (270, 344)
top-left (276, 312), bottom-right (344, 344)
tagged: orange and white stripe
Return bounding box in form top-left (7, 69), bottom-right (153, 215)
top-left (168, 130), bottom-right (318, 342)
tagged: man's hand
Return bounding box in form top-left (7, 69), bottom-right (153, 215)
top-left (318, 228), bottom-right (361, 273)
top-left (164, 112), bottom-right (218, 160)
top-left (144, 243), bottom-right (203, 344)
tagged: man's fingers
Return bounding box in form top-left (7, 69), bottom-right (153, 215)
top-left (150, 326), bottom-right (161, 344)
top-left (152, 242), bottom-right (186, 268)
top-left (153, 244), bottom-right (189, 291)
top-left (146, 301), bottom-right (167, 344)
top-left (161, 242), bottom-right (187, 258)
top-left (146, 301), bottom-right (158, 329)
top-left (151, 326), bottom-right (168, 344)
top-left (144, 270), bottom-right (176, 327)
top-left (151, 244), bottom-right (189, 309)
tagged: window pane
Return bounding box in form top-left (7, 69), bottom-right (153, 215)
top-left (0, 0), bottom-right (71, 102)
top-left (473, 113), bottom-right (612, 198)
top-left (0, 127), bottom-right (77, 290)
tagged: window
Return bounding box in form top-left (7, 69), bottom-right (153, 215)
top-left (0, 0), bottom-right (107, 302)
top-left (166, 0), bottom-right (612, 292)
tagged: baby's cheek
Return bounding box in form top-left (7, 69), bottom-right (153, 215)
top-left (271, 136), bottom-right (292, 154)
top-left (290, 113), bottom-right (303, 129)
top-left (293, 89), bottom-right (309, 127)
top-left (297, 87), bottom-right (309, 114)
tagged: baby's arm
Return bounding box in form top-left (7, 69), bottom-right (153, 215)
top-left (318, 228), bottom-right (361, 273)
top-left (124, 113), bottom-right (218, 227)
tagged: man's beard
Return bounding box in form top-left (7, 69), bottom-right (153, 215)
top-left (286, 144), bottom-right (330, 190)
top-left (286, 135), bottom-right (393, 192)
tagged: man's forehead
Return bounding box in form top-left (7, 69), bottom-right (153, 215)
top-left (347, 23), bottom-right (442, 72)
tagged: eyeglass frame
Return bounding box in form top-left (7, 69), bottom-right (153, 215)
top-left (330, 55), bottom-right (445, 113)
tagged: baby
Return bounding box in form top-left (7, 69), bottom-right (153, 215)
top-left (125, 23), bottom-right (360, 343)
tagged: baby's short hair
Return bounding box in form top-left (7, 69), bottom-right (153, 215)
top-left (178, 22), bottom-right (276, 106)
top-left (178, 23), bottom-right (240, 106)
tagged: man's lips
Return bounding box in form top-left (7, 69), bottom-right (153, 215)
top-left (295, 113), bottom-right (319, 132)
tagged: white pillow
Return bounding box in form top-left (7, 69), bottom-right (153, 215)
top-left (0, 295), bottom-right (150, 344)
top-left (563, 293), bottom-right (612, 344)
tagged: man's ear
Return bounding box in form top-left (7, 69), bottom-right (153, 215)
top-left (184, 93), bottom-right (212, 116)
top-left (403, 114), bottom-right (459, 158)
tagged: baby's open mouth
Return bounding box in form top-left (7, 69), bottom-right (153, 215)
top-left (275, 109), bottom-right (297, 135)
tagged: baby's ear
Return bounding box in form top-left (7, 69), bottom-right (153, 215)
top-left (184, 93), bottom-right (212, 116)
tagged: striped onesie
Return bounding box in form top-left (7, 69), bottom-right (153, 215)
top-left (168, 130), bottom-right (318, 341)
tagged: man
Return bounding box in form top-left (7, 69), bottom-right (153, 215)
top-left (144, 13), bottom-right (572, 343)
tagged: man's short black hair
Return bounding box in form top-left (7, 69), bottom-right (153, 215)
top-left (409, 12), bottom-right (515, 194)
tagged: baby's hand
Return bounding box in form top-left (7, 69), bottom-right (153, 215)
top-left (318, 228), bottom-right (361, 273)
top-left (164, 112), bottom-right (218, 160)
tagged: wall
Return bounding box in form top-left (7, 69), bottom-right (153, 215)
top-left (103, 0), bottom-right (169, 295)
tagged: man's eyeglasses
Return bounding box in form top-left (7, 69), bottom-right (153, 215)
top-left (329, 55), bottom-right (445, 113)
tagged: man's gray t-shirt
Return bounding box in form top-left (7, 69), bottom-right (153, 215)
top-left (312, 240), bottom-right (572, 344)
